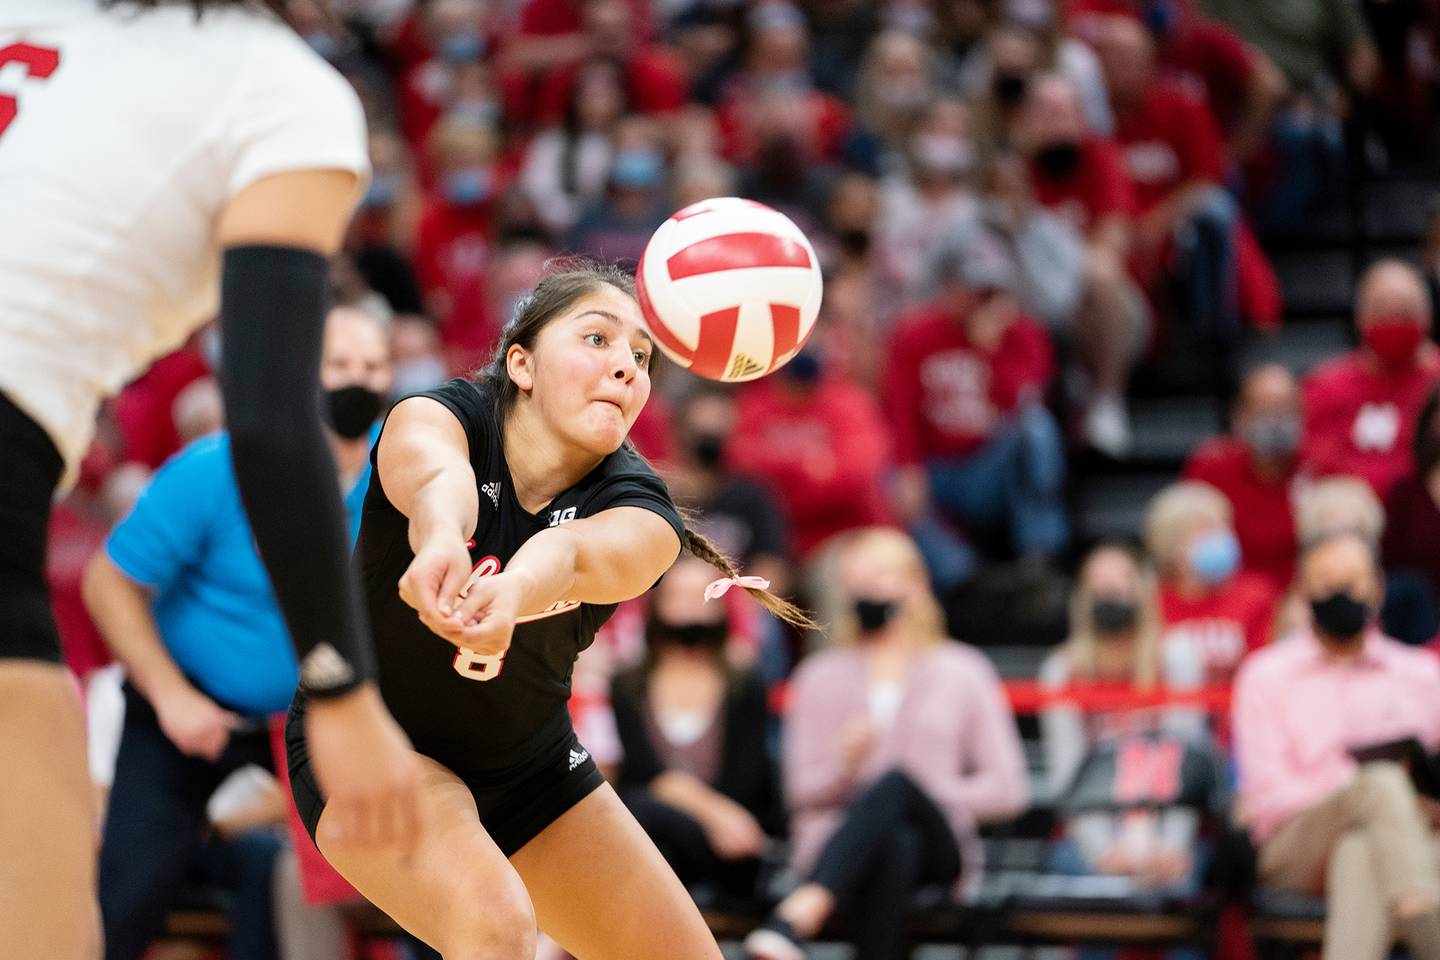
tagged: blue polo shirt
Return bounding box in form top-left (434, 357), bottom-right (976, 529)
top-left (106, 428), bottom-right (376, 714)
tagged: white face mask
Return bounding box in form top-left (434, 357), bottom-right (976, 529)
top-left (391, 357), bottom-right (448, 398)
top-left (911, 133), bottom-right (974, 176)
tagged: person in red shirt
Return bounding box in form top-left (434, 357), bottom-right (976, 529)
top-left (1068, 0), bottom-right (1286, 163)
top-left (884, 225), bottom-right (1066, 591)
top-left (413, 118), bottom-right (505, 368)
top-left (1013, 72), bottom-right (1149, 456)
top-left (728, 344), bottom-right (891, 560)
top-left (1095, 17), bottom-right (1281, 338)
top-left (112, 342), bottom-right (212, 470)
top-left (1144, 481), bottom-right (1279, 688)
top-left (1184, 363), bottom-right (1303, 592)
top-left (529, 0), bottom-right (688, 124)
top-left (1302, 259), bottom-right (1440, 499)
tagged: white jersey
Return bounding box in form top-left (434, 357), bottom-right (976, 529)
top-left (0, 0), bottom-right (368, 486)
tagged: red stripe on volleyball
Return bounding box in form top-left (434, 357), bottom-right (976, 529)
top-left (689, 307), bottom-right (741, 379)
top-left (666, 233), bottom-right (812, 281)
top-left (767, 303), bottom-right (801, 371)
top-left (671, 198), bottom-right (768, 222)
top-left (635, 262), bottom-right (695, 363)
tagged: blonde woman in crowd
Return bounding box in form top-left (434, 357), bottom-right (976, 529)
top-left (1040, 544), bottom-right (1216, 908)
top-left (745, 527), bottom-right (1028, 960)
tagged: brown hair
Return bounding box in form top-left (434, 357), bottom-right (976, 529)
top-left (476, 257), bottom-right (816, 629)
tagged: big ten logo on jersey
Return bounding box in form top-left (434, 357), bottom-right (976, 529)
top-left (548, 506), bottom-right (577, 527)
top-left (0, 44), bottom-right (61, 140)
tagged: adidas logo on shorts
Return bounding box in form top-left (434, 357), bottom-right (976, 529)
top-left (568, 747), bottom-right (590, 772)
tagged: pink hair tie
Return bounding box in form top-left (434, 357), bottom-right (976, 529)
top-left (704, 575), bottom-right (771, 601)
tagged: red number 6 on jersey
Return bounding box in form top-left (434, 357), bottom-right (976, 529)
top-left (0, 43), bottom-right (61, 140)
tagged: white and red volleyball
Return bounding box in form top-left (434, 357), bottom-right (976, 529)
top-left (636, 197), bottom-right (823, 382)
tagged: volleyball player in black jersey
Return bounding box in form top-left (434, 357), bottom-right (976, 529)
top-left (286, 261), bottom-right (807, 958)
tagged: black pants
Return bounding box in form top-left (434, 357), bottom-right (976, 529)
top-left (99, 683), bottom-right (279, 960)
top-left (0, 389), bottom-right (63, 662)
top-left (809, 769), bottom-right (962, 960)
top-left (622, 789), bottom-right (762, 899)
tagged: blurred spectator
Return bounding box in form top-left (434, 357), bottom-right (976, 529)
top-left (1233, 533), bottom-right (1440, 960)
top-left (112, 337), bottom-right (212, 470)
top-left (872, 97), bottom-right (979, 314)
top-left (806, 0), bottom-right (886, 103)
top-left (1296, 477), bottom-right (1437, 646)
top-left (1095, 17), bottom-right (1281, 343)
top-left (345, 128), bottom-right (428, 317)
top-left (81, 306), bottom-right (390, 960)
top-left (530, 0), bottom-right (688, 124)
top-left (957, 15), bottom-right (1115, 139)
top-left (1144, 481), bottom-right (1279, 688)
top-left (394, 0), bottom-right (499, 152)
top-left (1184, 364), bottom-right (1303, 592)
top-left (1384, 388), bottom-right (1440, 604)
top-left (611, 558), bottom-right (781, 903)
top-left (717, 2), bottom-right (852, 172)
top-left (414, 117), bottom-right (505, 359)
top-left (1040, 543), bottom-right (1205, 797)
top-left (566, 115), bottom-right (671, 263)
top-left (666, 387), bottom-right (791, 597)
top-left (1069, 2), bottom-right (1287, 165)
top-left (1301, 259), bottom-right (1440, 499)
top-left (728, 338), bottom-right (891, 561)
top-left (1012, 72), bottom-right (1149, 455)
top-left (1202, 0), bottom-right (1375, 228)
top-left (744, 528), bottom-right (1028, 960)
top-left (1042, 544), bottom-right (1224, 904)
top-left (885, 227), bottom-right (1066, 592)
top-left (389, 315), bottom-right (450, 397)
top-left (519, 57), bottom-right (630, 237)
top-left (49, 437), bottom-right (124, 683)
top-left (850, 30), bottom-right (942, 172)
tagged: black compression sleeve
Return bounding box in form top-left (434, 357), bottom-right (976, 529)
top-left (218, 244), bottom-right (375, 698)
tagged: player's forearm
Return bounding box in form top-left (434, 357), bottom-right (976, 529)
top-left (81, 553), bottom-right (190, 702)
top-left (502, 527), bottom-right (581, 615)
top-left (406, 466), bottom-right (480, 555)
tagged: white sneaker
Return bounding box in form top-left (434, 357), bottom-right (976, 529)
top-left (1084, 394), bottom-right (1132, 458)
top-left (743, 925), bottom-right (806, 960)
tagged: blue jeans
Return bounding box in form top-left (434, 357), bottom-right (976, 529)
top-left (1260, 106), bottom-right (1343, 233)
top-left (1174, 186), bottom-right (1240, 344)
top-left (909, 403), bottom-right (1068, 590)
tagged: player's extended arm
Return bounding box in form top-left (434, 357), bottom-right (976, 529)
top-left (215, 169), bottom-right (423, 854)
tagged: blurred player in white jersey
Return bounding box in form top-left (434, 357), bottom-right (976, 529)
top-left (0, 2), bottom-right (424, 955)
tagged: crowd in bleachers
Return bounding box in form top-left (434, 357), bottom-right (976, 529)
top-left (45, 0), bottom-right (1440, 957)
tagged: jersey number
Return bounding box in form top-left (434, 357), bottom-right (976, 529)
top-left (453, 554), bottom-right (506, 682)
top-left (0, 44), bottom-right (61, 141)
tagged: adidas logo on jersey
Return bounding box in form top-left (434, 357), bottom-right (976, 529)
top-left (481, 482), bottom-right (500, 509)
top-left (299, 642), bottom-right (355, 691)
top-left (568, 747), bottom-right (590, 772)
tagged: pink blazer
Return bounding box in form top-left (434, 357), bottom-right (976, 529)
top-left (782, 641), bottom-right (1030, 896)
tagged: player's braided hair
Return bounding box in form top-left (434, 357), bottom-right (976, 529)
top-left (477, 257), bottom-right (815, 630)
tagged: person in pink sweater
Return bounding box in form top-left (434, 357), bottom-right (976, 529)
top-left (744, 527), bottom-right (1029, 960)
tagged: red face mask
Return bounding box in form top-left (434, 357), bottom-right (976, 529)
top-left (1362, 315), bottom-right (1425, 367)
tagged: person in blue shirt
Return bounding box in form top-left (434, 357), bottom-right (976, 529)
top-left (82, 305), bottom-right (393, 960)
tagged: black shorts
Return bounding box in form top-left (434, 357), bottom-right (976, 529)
top-left (285, 695), bottom-right (605, 857)
top-left (0, 390), bottom-right (64, 664)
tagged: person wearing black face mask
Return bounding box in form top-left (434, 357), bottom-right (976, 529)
top-left (746, 529), bottom-right (1028, 960)
top-left (1234, 533), bottom-right (1440, 960)
top-left (610, 559), bottom-right (781, 905)
top-left (666, 388), bottom-right (792, 604)
top-left (1039, 545), bottom-right (1211, 895)
top-left (1383, 387), bottom-right (1440, 603)
top-left (80, 304), bottom-right (394, 960)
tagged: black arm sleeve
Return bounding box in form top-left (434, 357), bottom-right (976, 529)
top-left (218, 244), bottom-right (375, 698)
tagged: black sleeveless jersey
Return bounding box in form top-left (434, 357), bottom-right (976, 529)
top-left (356, 378), bottom-right (684, 770)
